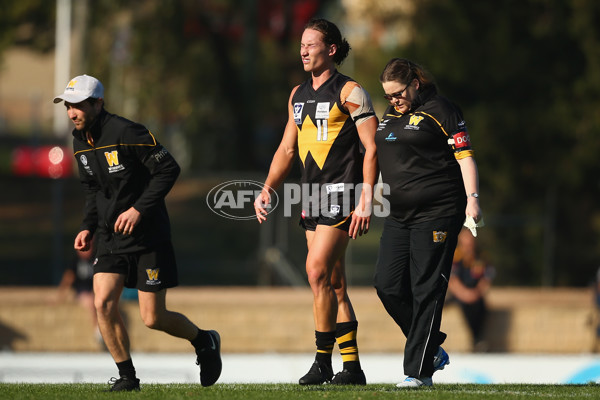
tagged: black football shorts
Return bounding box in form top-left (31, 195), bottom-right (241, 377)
top-left (93, 241), bottom-right (179, 292)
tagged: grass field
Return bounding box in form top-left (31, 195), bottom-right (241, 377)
top-left (1, 383), bottom-right (599, 400)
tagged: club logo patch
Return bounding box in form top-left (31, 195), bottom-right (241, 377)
top-left (405, 114), bottom-right (424, 130)
top-left (433, 231), bottom-right (447, 243)
top-left (146, 268), bottom-right (161, 285)
top-left (104, 151), bottom-right (125, 173)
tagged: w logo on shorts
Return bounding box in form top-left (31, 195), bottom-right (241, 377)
top-left (146, 268), bottom-right (161, 285)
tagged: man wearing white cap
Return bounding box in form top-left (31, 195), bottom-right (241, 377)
top-left (54, 75), bottom-right (222, 391)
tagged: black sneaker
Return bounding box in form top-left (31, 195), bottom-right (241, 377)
top-left (196, 330), bottom-right (222, 387)
top-left (331, 369), bottom-right (367, 385)
top-left (107, 376), bottom-right (140, 392)
top-left (299, 361), bottom-right (333, 385)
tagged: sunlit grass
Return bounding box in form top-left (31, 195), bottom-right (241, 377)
top-left (1, 383), bottom-right (599, 400)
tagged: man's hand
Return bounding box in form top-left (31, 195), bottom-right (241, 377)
top-left (74, 230), bottom-right (92, 251)
top-left (114, 207), bottom-right (141, 235)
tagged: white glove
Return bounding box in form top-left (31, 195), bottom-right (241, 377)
top-left (464, 215), bottom-right (485, 237)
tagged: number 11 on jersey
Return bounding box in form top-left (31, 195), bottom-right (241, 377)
top-left (316, 119), bottom-right (328, 141)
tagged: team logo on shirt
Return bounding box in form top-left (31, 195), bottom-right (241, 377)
top-left (146, 268), bottom-right (161, 285)
top-left (433, 231), bottom-right (447, 243)
top-left (405, 115), bottom-right (424, 130)
top-left (104, 151), bottom-right (125, 173)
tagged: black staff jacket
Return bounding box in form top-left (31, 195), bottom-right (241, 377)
top-left (72, 109), bottom-right (180, 256)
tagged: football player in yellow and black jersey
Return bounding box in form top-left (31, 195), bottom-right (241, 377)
top-left (374, 59), bottom-right (483, 388)
top-left (254, 19), bottom-right (377, 385)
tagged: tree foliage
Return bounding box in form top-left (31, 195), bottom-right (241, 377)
top-left (393, 0), bottom-right (600, 285)
top-left (0, 0), bottom-right (55, 61)
top-left (2, 0), bottom-right (599, 285)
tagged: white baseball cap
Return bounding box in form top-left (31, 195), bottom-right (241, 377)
top-left (53, 74), bottom-right (104, 104)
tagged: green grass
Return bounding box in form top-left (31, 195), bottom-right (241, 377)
top-left (1, 383), bottom-right (599, 400)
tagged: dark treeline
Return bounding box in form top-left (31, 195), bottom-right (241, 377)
top-left (1, 0), bottom-right (599, 286)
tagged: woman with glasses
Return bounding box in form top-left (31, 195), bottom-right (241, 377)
top-left (374, 58), bottom-right (482, 388)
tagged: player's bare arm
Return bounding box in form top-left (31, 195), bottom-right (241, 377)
top-left (255, 87), bottom-right (300, 223)
top-left (341, 82), bottom-right (378, 239)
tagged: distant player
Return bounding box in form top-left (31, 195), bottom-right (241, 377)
top-left (54, 75), bottom-right (221, 391)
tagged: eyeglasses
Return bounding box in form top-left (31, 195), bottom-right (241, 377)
top-left (383, 83), bottom-right (411, 101)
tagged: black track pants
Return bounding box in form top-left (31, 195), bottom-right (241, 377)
top-left (374, 215), bottom-right (463, 378)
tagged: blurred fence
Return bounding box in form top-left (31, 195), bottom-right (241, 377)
top-left (1, 286), bottom-right (598, 354)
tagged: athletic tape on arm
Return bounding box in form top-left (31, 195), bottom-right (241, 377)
top-left (341, 82), bottom-right (376, 126)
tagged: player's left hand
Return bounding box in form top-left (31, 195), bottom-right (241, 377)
top-left (114, 207), bottom-right (141, 235)
top-left (349, 197), bottom-right (372, 239)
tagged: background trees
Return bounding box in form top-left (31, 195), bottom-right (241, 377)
top-left (1, 0), bottom-right (599, 286)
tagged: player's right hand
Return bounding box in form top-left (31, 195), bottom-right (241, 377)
top-left (254, 190), bottom-right (271, 224)
top-left (74, 230), bottom-right (92, 251)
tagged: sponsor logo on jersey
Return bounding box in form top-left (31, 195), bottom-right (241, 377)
top-left (433, 231), bottom-right (447, 243)
top-left (80, 154), bottom-right (93, 175)
top-left (377, 119), bottom-right (390, 132)
top-left (452, 131), bottom-right (471, 149)
top-left (293, 103), bottom-right (304, 124)
top-left (385, 132), bottom-right (397, 142)
top-left (104, 151), bottom-right (125, 173)
top-left (315, 102), bottom-right (331, 120)
top-left (328, 204), bottom-right (341, 217)
top-left (152, 147), bottom-right (169, 163)
top-left (325, 183), bottom-right (345, 194)
top-left (146, 268), bottom-right (161, 285)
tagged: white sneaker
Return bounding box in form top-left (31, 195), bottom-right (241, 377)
top-left (396, 376), bottom-right (433, 388)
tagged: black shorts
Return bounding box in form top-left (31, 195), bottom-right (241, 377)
top-left (93, 241), bottom-right (179, 292)
top-left (299, 211), bottom-right (353, 232)
top-left (299, 184), bottom-right (355, 232)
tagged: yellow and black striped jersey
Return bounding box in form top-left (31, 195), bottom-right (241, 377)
top-left (292, 71), bottom-right (365, 187)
